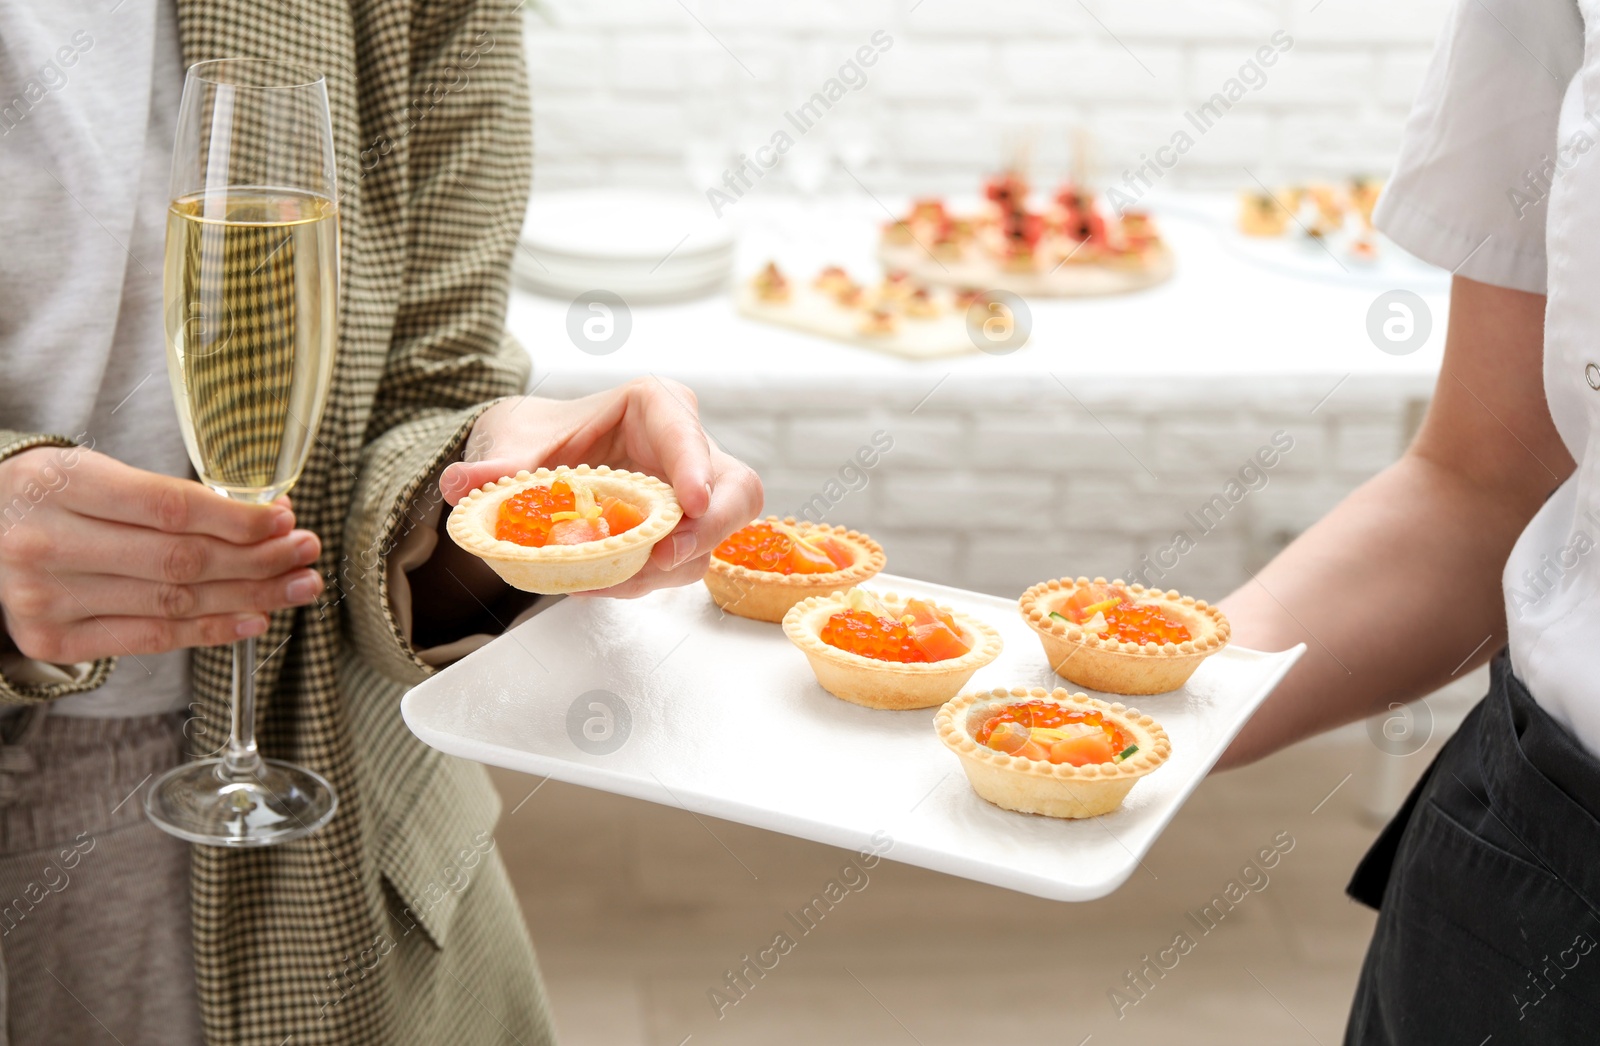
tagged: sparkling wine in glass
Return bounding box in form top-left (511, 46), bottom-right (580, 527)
top-left (145, 58), bottom-right (340, 846)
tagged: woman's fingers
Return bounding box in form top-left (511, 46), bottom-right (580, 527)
top-left (6, 611), bottom-right (270, 663)
top-left (626, 378), bottom-right (714, 519)
top-left (439, 394), bottom-right (598, 505)
top-left (4, 569), bottom-right (324, 624)
top-left (439, 455), bottom-right (536, 506)
top-left (436, 382), bottom-right (762, 585)
top-left (55, 450), bottom-right (294, 543)
top-left (0, 511), bottom-right (320, 584)
top-left (648, 452), bottom-right (764, 571)
top-left (444, 381), bottom-right (716, 516)
top-left (0, 450), bottom-right (317, 662)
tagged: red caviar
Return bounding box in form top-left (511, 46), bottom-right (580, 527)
top-left (1097, 601), bottom-right (1191, 646)
top-left (819, 598), bottom-right (970, 663)
top-left (495, 479), bottom-right (643, 548)
top-left (713, 521), bottom-right (852, 575)
top-left (1058, 587), bottom-right (1191, 646)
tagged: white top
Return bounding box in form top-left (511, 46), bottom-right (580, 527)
top-left (0, 0), bottom-right (192, 716)
top-left (1375, 0), bottom-right (1600, 754)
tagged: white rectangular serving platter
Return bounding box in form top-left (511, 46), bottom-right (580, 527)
top-left (401, 574), bottom-right (1304, 901)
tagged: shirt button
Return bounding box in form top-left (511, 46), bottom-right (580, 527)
top-left (1589, 363), bottom-right (1600, 390)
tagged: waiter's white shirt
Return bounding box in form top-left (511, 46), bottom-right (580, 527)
top-left (1376, 0), bottom-right (1600, 755)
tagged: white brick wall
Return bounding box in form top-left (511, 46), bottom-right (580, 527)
top-left (678, 378), bottom-right (1426, 601)
top-left (522, 0), bottom-right (1454, 193)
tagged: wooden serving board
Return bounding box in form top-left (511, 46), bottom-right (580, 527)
top-left (734, 284), bottom-right (1002, 360)
top-left (877, 242), bottom-right (1175, 298)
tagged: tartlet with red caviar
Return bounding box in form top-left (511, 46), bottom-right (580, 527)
top-left (705, 516), bottom-right (885, 622)
top-left (783, 588), bottom-right (1000, 710)
top-left (1019, 577), bottom-right (1229, 695)
top-left (446, 465), bottom-right (681, 594)
top-left (937, 686), bottom-right (1170, 818)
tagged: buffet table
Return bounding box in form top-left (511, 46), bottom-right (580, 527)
top-left (505, 192), bottom-right (1447, 605)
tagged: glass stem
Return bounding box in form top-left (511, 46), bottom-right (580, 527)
top-left (222, 635), bottom-right (262, 777)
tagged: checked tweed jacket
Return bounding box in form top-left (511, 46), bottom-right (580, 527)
top-left (0, 0), bottom-right (554, 1043)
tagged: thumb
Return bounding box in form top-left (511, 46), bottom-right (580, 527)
top-left (440, 458), bottom-right (523, 506)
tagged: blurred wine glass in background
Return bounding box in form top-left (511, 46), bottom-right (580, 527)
top-left (782, 136), bottom-right (831, 270)
top-left (682, 52), bottom-right (736, 199)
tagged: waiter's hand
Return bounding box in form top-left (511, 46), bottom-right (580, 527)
top-left (0, 446), bottom-right (323, 662)
top-left (438, 378), bottom-right (763, 598)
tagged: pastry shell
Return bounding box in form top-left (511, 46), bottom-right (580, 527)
top-left (936, 686), bottom-right (1171, 818)
top-left (783, 589), bottom-right (1001, 710)
top-left (446, 465), bottom-right (681, 594)
top-left (1019, 577), bottom-right (1230, 696)
top-left (705, 516), bottom-right (885, 623)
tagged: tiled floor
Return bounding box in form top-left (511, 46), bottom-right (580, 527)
top-left (491, 726), bottom-right (1448, 1046)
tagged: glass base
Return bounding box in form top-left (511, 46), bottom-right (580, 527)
top-left (144, 757), bottom-right (338, 847)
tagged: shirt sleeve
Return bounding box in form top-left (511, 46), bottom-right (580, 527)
top-left (1374, 0), bottom-right (1584, 294)
top-left (0, 430), bottom-right (116, 705)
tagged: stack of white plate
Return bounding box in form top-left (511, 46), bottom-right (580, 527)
top-left (512, 188), bottom-right (736, 304)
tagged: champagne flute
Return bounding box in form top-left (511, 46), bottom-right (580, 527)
top-left (144, 58), bottom-right (340, 847)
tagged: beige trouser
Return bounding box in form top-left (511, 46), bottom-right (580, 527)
top-left (0, 707), bottom-right (203, 1046)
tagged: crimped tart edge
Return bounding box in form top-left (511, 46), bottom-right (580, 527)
top-left (1018, 576), bottom-right (1231, 659)
top-left (781, 589), bottom-right (1002, 678)
top-left (707, 515), bottom-right (886, 589)
top-left (446, 464), bottom-right (682, 563)
top-left (935, 685), bottom-right (1171, 780)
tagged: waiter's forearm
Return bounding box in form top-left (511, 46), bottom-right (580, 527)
top-left (1217, 455), bottom-right (1527, 767)
top-left (1217, 276), bottom-right (1573, 768)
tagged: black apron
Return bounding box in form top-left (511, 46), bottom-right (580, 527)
top-left (1345, 654), bottom-right (1600, 1044)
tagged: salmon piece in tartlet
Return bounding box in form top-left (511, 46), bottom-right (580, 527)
top-left (704, 516), bottom-right (884, 623)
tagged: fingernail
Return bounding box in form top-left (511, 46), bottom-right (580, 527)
top-left (292, 530), bottom-right (319, 563)
top-left (270, 508), bottom-right (294, 536)
top-left (236, 615), bottom-right (269, 638)
top-left (286, 573), bottom-right (320, 604)
top-left (669, 532), bottom-right (696, 568)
